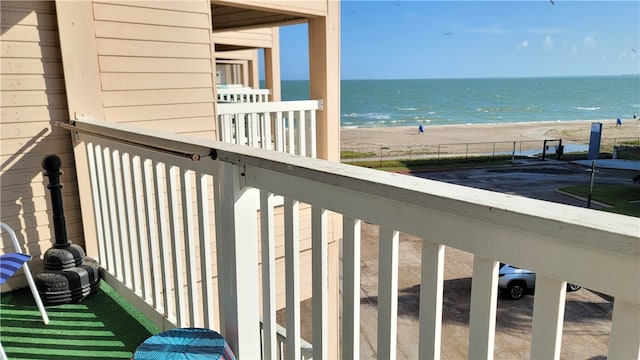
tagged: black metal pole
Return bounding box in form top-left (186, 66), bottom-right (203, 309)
top-left (42, 154), bottom-right (70, 249)
top-left (587, 160), bottom-right (596, 209)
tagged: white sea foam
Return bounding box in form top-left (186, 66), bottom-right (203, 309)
top-left (574, 107), bottom-right (601, 111)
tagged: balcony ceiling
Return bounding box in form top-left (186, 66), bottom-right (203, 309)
top-left (211, 4), bottom-right (307, 32)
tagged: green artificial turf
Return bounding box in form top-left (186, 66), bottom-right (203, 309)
top-left (1, 281), bottom-right (160, 359)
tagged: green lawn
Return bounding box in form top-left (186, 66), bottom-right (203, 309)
top-left (343, 155), bottom-right (514, 172)
top-left (559, 184), bottom-right (640, 217)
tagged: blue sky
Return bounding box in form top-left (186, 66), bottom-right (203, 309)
top-left (275, 1), bottom-right (640, 80)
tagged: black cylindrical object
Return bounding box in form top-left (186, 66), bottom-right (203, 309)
top-left (42, 155), bottom-right (70, 249)
top-left (36, 155), bottom-right (100, 305)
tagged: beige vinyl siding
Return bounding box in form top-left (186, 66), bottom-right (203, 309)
top-left (92, 1), bottom-right (216, 138)
top-left (0, 1), bottom-right (81, 278)
top-left (213, 28), bottom-right (275, 49)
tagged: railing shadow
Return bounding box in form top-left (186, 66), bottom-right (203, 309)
top-left (361, 278), bottom-right (613, 332)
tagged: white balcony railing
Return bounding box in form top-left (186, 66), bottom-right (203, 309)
top-left (216, 100), bottom-right (321, 157)
top-left (217, 87), bottom-right (271, 103)
top-left (62, 118), bottom-right (639, 359)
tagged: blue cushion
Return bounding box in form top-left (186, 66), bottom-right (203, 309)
top-left (134, 328), bottom-right (235, 360)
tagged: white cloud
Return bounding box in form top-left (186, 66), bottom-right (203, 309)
top-left (541, 36), bottom-right (554, 50)
top-left (583, 36), bottom-right (596, 47)
top-left (571, 44), bottom-right (578, 53)
top-left (617, 50), bottom-right (639, 59)
top-left (517, 40), bottom-right (529, 49)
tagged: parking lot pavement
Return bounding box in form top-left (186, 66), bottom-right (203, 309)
top-left (413, 160), bottom-right (637, 207)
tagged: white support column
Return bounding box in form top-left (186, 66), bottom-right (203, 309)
top-left (468, 256), bottom-right (499, 360)
top-left (215, 162), bottom-right (261, 358)
top-left (530, 275), bottom-right (567, 360)
top-left (608, 299), bottom-right (640, 359)
top-left (343, 216), bottom-right (361, 360)
top-left (377, 227), bottom-right (399, 360)
top-left (419, 240), bottom-right (445, 360)
top-left (309, 0), bottom-right (340, 161)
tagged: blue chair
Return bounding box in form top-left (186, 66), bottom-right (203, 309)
top-left (0, 222), bottom-right (49, 360)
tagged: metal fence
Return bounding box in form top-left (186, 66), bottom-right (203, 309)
top-left (342, 137), bottom-right (640, 163)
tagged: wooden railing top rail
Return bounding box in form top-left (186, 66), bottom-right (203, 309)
top-left (216, 87), bottom-right (271, 95)
top-left (216, 100), bottom-right (322, 114)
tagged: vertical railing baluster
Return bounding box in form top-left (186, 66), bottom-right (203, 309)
top-left (343, 216), bottom-right (361, 360)
top-left (251, 113), bottom-right (259, 147)
top-left (129, 155), bottom-right (145, 297)
top-left (312, 206), bottom-right (328, 359)
top-left (223, 114), bottom-right (233, 143)
top-left (377, 227), bottom-right (399, 359)
top-left (119, 152), bottom-right (136, 288)
top-left (418, 240), bottom-right (445, 359)
top-left (196, 172), bottom-right (215, 328)
top-left (100, 146), bottom-right (117, 275)
top-left (287, 110), bottom-right (295, 154)
top-left (530, 275), bottom-right (566, 359)
top-left (85, 143), bottom-right (107, 268)
top-left (111, 150), bottom-right (128, 284)
top-left (181, 169), bottom-right (199, 327)
top-left (141, 158), bottom-right (159, 307)
top-left (215, 162), bottom-right (261, 358)
top-left (166, 165), bottom-right (184, 326)
top-left (309, 109), bottom-right (317, 158)
top-left (261, 112), bottom-right (270, 150)
top-left (298, 110), bottom-right (306, 156)
top-left (608, 299), bottom-right (640, 359)
top-left (153, 160), bottom-right (173, 319)
top-left (260, 191), bottom-right (277, 359)
top-left (275, 112), bottom-right (284, 152)
top-left (237, 113), bottom-right (246, 146)
top-left (285, 198), bottom-right (301, 360)
top-left (468, 256), bottom-right (499, 359)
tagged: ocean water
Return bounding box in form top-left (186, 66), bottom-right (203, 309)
top-left (281, 76), bottom-right (640, 128)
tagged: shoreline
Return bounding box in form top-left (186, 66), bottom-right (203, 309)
top-left (340, 119), bottom-right (640, 151)
top-left (341, 118), bottom-right (622, 129)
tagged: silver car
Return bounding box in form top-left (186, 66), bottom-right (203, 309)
top-left (498, 264), bottom-right (581, 300)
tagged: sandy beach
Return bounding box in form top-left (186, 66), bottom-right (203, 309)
top-left (341, 119), bottom-right (640, 152)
